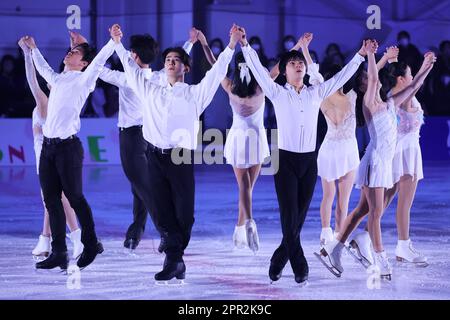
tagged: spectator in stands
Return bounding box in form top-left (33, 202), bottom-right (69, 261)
top-left (397, 31), bottom-right (422, 76)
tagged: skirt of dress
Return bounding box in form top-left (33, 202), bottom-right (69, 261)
top-left (318, 137), bottom-right (360, 182)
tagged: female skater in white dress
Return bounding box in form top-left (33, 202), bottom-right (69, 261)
top-left (318, 40), bottom-right (436, 280)
top-left (19, 35), bottom-right (83, 260)
top-left (195, 29), bottom-right (270, 252)
top-left (317, 65), bottom-right (360, 247)
top-left (350, 61), bottom-right (432, 266)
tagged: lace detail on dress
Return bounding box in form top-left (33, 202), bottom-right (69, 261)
top-left (397, 97), bottom-right (424, 137)
top-left (366, 98), bottom-right (397, 167)
top-left (323, 90), bottom-right (357, 141)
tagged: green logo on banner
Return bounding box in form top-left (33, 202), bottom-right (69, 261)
top-left (0, 149), bottom-right (3, 161)
top-left (87, 136), bottom-right (107, 162)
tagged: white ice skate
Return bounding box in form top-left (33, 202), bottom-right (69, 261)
top-left (233, 224), bottom-right (247, 249)
top-left (314, 239), bottom-right (344, 277)
top-left (32, 234), bottom-right (50, 260)
top-left (320, 227), bottom-right (334, 248)
top-left (374, 251), bottom-right (392, 281)
top-left (245, 219), bottom-right (260, 253)
top-left (69, 229), bottom-right (84, 260)
top-left (347, 231), bottom-right (374, 269)
top-left (395, 239), bottom-right (428, 267)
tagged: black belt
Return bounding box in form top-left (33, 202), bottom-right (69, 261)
top-left (119, 125), bottom-right (143, 131)
top-left (148, 142), bottom-right (173, 154)
top-left (43, 135), bottom-right (77, 145)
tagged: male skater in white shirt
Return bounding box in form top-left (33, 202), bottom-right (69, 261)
top-left (240, 26), bottom-right (367, 284)
top-left (110, 24), bottom-right (242, 282)
top-left (23, 28), bottom-right (116, 271)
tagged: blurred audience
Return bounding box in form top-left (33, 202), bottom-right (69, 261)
top-left (1, 33), bottom-right (449, 118)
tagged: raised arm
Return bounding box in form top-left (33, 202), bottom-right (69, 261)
top-left (391, 52), bottom-right (436, 107)
top-left (110, 24), bottom-right (154, 99)
top-left (82, 38), bottom-right (116, 92)
top-left (316, 40), bottom-right (367, 100)
top-left (19, 37), bottom-right (48, 117)
top-left (376, 46), bottom-right (399, 71)
top-left (70, 31), bottom-right (88, 50)
top-left (299, 33), bottom-right (324, 85)
top-left (99, 67), bottom-right (127, 88)
top-left (23, 36), bottom-right (59, 87)
top-left (240, 28), bottom-right (281, 101)
top-left (363, 40), bottom-right (380, 113)
top-left (182, 27), bottom-right (199, 56)
top-left (191, 25), bottom-right (238, 115)
top-left (195, 28), bottom-right (232, 93)
top-left (269, 32), bottom-right (321, 83)
top-left (269, 34), bottom-right (304, 79)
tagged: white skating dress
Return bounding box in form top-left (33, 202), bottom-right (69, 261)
top-left (224, 96), bottom-right (270, 169)
top-left (355, 98), bottom-right (397, 189)
top-left (392, 97), bottom-right (424, 183)
top-left (318, 90), bottom-right (360, 181)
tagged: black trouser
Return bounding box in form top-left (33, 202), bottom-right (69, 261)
top-left (39, 136), bottom-right (97, 253)
top-left (271, 149), bottom-right (318, 271)
top-left (146, 146), bottom-right (195, 263)
top-left (119, 126), bottom-right (149, 241)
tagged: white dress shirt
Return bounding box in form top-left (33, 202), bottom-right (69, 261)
top-left (242, 45), bottom-right (364, 153)
top-left (115, 42), bottom-right (234, 150)
top-left (31, 39), bottom-right (116, 139)
top-left (99, 41), bottom-right (194, 129)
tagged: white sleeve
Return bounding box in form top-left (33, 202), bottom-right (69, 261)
top-left (190, 46), bottom-right (234, 116)
top-left (31, 48), bottom-right (59, 86)
top-left (315, 53), bottom-right (365, 100)
top-left (182, 41), bottom-right (193, 55)
top-left (99, 68), bottom-right (127, 88)
top-left (115, 42), bottom-right (153, 99)
top-left (241, 45), bottom-right (282, 101)
top-left (82, 39), bottom-right (116, 92)
top-left (307, 63), bottom-right (324, 85)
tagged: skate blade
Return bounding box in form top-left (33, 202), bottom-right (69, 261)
top-left (269, 277), bottom-right (281, 285)
top-left (246, 228), bottom-right (259, 254)
top-left (396, 256), bottom-right (429, 268)
top-left (297, 280), bottom-right (309, 288)
top-left (155, 279), bottom-right (186, 286)
top-left (347, 242), bottom-right (372, 269)
top-left (34, 267), bottom-right (68, 275)
top-left (32, 253), bottom-right (49, 261)
top-left (380, 274), bottom-right (392, 281)
top-left (314, 252), bottom-right (342, 278)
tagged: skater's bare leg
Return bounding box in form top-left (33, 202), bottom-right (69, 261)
top-left (42, 208), bottom-right (51, 236)
top-left (40, 189), bottom-right (51, 236)
top-left (62, 192), bottom-right (79, 232)
top-left (363, 182), bottom-right (398, 232)
top-left (335, 170), bottom-right (355, 234)
top-left (41, 190), bottom-right (79, 235)
top-left (233, 167), bottom-right (254, 225)
top-left (248, 164), bottom-right (262, 190)
top-left (320, 178), bottom-right (336, 229)
top-left (396, 175), bottom-right (418, 240)
top-left (336, 190), bottom-right (369, 243)
top-left (364, 187), bottom-right (385, 252)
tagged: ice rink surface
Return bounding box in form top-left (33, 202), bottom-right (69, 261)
top-left (1, 162), bottom-right (449, 300)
